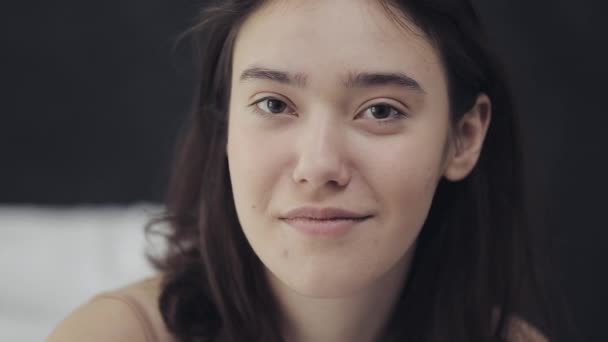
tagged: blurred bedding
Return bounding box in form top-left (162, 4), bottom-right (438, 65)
top-left (0, 204), bottom-right (162, 341)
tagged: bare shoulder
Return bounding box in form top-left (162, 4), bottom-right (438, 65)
top-left (47, 274), bottom-right (170, 342)
top-left (506, 315), bottom-right (549, 342)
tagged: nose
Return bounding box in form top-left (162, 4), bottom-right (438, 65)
top-left (291, 118), bottom-right (351, 189)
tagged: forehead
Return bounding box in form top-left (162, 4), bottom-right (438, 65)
top-left (232, 0), bottom-right (446, 91)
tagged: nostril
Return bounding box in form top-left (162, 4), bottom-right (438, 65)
top-left (291, 151), bottom-right (351, 187)
top-left (292, 172), bottom-right (349, 188)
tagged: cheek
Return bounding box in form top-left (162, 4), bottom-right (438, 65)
top-left (365, 130), bottom-right (443, 187)
top-left (383, 156), bottom-right (441, 205)
top-left (227, 120), bottom-right (287, 221)
top-left (362, 135), bottom-right (444, 232)
top-left (384, 163), bottom-right (439, 234)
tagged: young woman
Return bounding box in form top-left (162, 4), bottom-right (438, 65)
top-left (49, 0), bottom-right (566, 341)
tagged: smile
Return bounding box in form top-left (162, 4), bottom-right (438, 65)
top-left (280, 216), bottom-right (372, 237)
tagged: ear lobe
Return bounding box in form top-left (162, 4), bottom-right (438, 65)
top-left (443, 94), bottom-right (492, 182)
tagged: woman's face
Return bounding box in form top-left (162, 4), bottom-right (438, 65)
top-left (227, 0), bottom-right (453, 298)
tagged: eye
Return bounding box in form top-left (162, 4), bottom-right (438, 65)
top-left (252, 97), bottom-right (294, 115)
top-left (359, 103), bottom-right (406, 122)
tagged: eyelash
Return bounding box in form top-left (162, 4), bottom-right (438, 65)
top-left (248, 96), bottom-right (407, 124)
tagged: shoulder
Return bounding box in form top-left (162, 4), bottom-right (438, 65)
top-left (47, 274), bottom-right (174, 342)
top-left (507, 316), bottom-right (548, 342)
top-left (493, 307), bottom-right (548, 342)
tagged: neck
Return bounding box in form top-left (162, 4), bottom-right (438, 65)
top-left (267, 249), bottom-right (414, 342)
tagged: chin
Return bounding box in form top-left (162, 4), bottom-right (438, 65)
top-left (268, 264), bottom-right (380, 299)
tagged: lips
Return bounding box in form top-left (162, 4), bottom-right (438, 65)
top-left (280, 207), bottom-right (372, 220)
top-left (279, 207), bottom-right (372, 236)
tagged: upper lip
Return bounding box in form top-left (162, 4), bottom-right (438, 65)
top-left (280, 207), bottom-right (372, 220)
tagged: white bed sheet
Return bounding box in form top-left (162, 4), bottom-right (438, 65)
top-left (0, 204), bottom-right (163, 341)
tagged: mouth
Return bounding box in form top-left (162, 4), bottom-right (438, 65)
top-left (279, 206), bottom-right (373, 221)
top-left (281, 216), bottom-right (372, 222)
top-left (280, 216), bottom-right (372, 237)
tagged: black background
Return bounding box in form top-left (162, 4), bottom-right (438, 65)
top-left (1, 0), bottom-right (606, 340)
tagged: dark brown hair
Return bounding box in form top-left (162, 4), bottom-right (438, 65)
top-left (146, 0), bottom-right (573, 341)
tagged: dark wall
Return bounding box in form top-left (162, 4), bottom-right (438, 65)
top-left (1, 0), bottom-right (199, 203)
top-left (474, 2), bottom-right (607, 341)
top-left (1, 0), bottom-right (606, 340)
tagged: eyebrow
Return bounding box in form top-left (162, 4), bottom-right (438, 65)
top-left (239, 66), bottom-right (425, 93)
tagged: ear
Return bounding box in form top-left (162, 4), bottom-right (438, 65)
top-left (443, 93), bottom-right (492, 182)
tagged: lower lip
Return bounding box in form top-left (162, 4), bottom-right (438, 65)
top-left (281, 217), bottom-right (370, 237)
